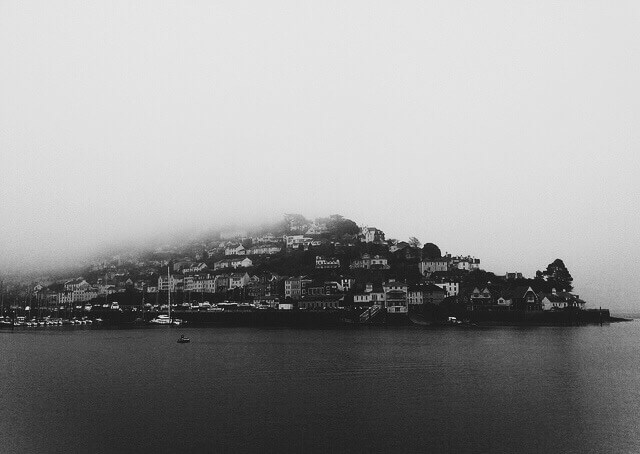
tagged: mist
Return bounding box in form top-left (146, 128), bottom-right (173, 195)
top-left (1, 0), bottom-right (639, 312)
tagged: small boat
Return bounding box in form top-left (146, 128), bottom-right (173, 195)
top-left (149, 314), bottom-right (171, 325)
top-left (177, 335), bottom-right (190, 344)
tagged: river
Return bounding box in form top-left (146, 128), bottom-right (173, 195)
top-left (2, 321), bottom-right (639, 453)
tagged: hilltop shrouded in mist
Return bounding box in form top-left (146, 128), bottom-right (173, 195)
top-left (1, 1), bottom-right (638, 312)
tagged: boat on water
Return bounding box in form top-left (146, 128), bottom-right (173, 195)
top-left (149, 266), bottom-right (184, 327)
top-left (0, 317), bottom-right (13, 328)
top-left (150, 314), bottom-right (172, 325)
top-left (177, 335), bottom-right (190, 343)
top-left (149, 314), bottom-right (184, 326)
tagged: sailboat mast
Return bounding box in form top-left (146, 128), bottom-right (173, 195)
top-left (167, 265), bottom-right (171, 322)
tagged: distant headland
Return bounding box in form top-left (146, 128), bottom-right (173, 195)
top-left (0, 214), bottom-right (621, 327)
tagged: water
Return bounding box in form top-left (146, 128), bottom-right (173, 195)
top-left (2, 322), bottom-right (640, 453)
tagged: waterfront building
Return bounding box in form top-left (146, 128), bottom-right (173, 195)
top-left (284, 276), bottom-right (313, 299)
top-left (383, 280), bottom-right (408, 313)
top-left (298, 296), bottom-right (343, 310)
top-left (434, 281), bottom-right (460, 297)
top-left (229, 273), bottom-right (250, 289)
top-left (158, 275), bottom-right (184, 292)
top-left (407, 283), bottom-right (446, 308)
top-left (540, 290), bottom-right (586, 311)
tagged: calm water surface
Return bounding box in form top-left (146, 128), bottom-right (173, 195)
top-left (2, 322), bottom-right (640, 453)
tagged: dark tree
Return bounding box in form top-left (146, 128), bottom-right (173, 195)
top-left (542, 259), bottom-right (573, 291)
top-left (326, 215), bottom-right (360, 237)
top-left (422, 243), bottom-right (442, 260)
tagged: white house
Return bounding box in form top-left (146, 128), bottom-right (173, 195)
top-left (158, 275), bottom-right (184, 292)
top-left (214, 257), bottom-right (253, 271)
top-left (284, 235), bottom-right (313, 249)
top-left (225, 245), bottom-right (246, 256)
top-left (360, 227), bottom-right (385, 243)
top-left (183, 263), bottom-right (208, 274)
top-left (247, 244), bottom-right (282, 255)
top-left (383, 280), bottom-right (408, 313)
top-left (419, 260), bottom-right (449, 276)
top-left (229, 273), bottom-right (250, 289)
top-left (64, 278), bottom-right (91, 292)
top-left (350, 254), bottom-right (389, 270)
top-left (315, 256), bottom-right (340, 269)
top-left (541, 291), bottom-right (586, 311)
top-left (434, 282), bottom-right (460, 297)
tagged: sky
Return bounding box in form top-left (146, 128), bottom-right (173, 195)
top-left (1, 1), bottom-right (639, 311)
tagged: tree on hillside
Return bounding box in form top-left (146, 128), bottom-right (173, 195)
top-left (422, 243), bottom-right (442, 260)
top-left (326, 214), bottom-right (360, 237)
top-left (408, 237), bottom-right (421, 248)
top-left (282, 213), bottom-right (311, 234)
top-left (460, 269), bottom-right (500, 295)
top-left (539, 259), bottom-right (573, 292)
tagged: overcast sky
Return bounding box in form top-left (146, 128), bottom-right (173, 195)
top-left (1, 1), bottom-right (638, 311)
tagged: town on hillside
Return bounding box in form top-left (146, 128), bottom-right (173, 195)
top-left (0, 214), bottom-right (589, 323)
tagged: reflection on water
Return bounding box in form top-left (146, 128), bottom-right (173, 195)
top-left (2, 322), bottom-right (640, 453)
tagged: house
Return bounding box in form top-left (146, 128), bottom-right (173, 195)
top-left (360, 227), bottom-right (385, 243)
top-left (183, 263), bottom-right (208, 274)
top-left (305, 223), bottom-right (328, 236)
top-left (284, 276), bottom-right (313, 299)
top-left (213, 257), bottom-right (253, 271)
top-left (444, 255), bottom-right (481, 271)
top-left (315, 256), bottom-right (340, 269)
top-left (338, 277), bottom-right (355, 292)
top-left (505, 272), bottom-right (524, 280)
top-left (513, 286), bottom-right (542, 311)
top-left (284, 235), bottom-right (313, 249)
top-left (70, 287), bottom-right (99, 303)
top-left (158, 275), bottom-right (184, 292)
top-left (298, 296), bottom-right (344, 310)
top-left (307, 282), bottom-right (327, 297)
top-left (383, 280), bottom-right (409, 313)
top-left (229, 273), bottom-right (250, 289)
top-left (468, 287), bottom-right (493, 311)
top-left (214, 274), bottom-right (230, 292)
top-left (434, 281), bottom-right (460, 297)
top-left (225, 245), bottom-right (246, 256)
top-left (353, 293), bottom-right (373, 305)
top-left (255, 234), bottom-right (279, 244)
top-left (350, 254), bottom-right (390, 270)
top-left (540, 290), bottom-right (586, 311)
top-left (247, 244), bottom-right (282, 255)
top-left (419, 260), bottom-right (449, 276)
top-left (184, 276), bottom-right (217, 293)
top-left (64, 278), bottom-right (91, 292)
top-left (173, 261), bottom-right (194, 272)
top-left (495, 286), bottom-right (542, 311)
top-left (407, 283), bottom-right (446, 308)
